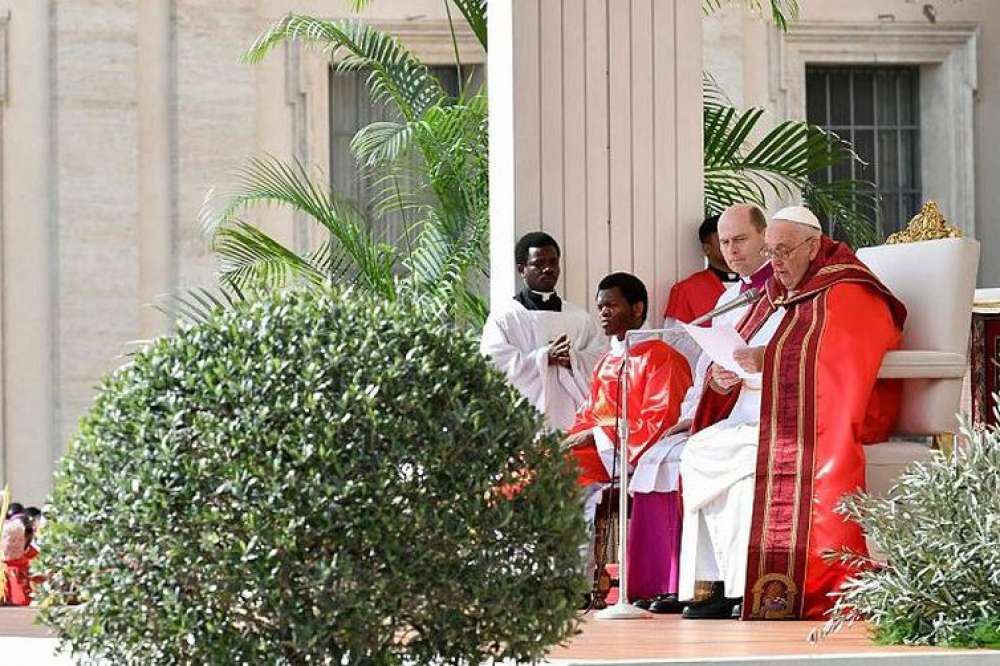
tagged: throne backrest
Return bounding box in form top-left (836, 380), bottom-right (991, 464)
top-left (857, 238), bottom-right (980, 435)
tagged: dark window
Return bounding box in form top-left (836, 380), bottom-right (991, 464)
top-left (806, 65), bottom-right (921, 235)
top-left (328, 65), bottom-right (481, 244)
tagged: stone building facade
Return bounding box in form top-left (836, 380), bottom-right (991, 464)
top-left (1, 0), bottom-right (996, 503)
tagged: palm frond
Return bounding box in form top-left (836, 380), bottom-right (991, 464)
top-left (702, 0), bottom-right (799, 32)
top-left (449, 0), bottom-right (488, 52)
top-left (214, 220), bottom-right (327, 290)
top-left (351, 120), bottom-right (428, 169)
top-left (803, 179), bottom-right (882, 247)
top-left (203, 156), bottom-right (400, 298)
top-left (703, 92), bottom-right (879, 247)
top-left (156, 285), bottom-right (249, 326)
top-left (244, 15), bottom-right (444, 121)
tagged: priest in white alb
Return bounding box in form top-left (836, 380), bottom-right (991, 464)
top-left (480, 232), bottom-right (606, 432)
top-left (638, 203), bottom-right (772, 614)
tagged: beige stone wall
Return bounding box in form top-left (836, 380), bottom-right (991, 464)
top-left (704, 1), bottom-right (999, 288)
top-left (0, 0), bottom-right (479, 503)
top-left (0, 0), bottom-right (260, 503)
top-left (55, 0), bottom-right (141, 458)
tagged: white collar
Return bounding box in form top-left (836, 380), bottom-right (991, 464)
top-left (531, 290), bottom-right (557, 302)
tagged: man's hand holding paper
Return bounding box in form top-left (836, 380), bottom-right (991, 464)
top-left (680, 322), bottom-right (759, 379)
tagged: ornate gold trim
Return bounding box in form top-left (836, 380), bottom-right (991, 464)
top-left (885, 201), bottom-right (962, 244)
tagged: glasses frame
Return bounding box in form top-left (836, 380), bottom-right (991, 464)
top-left (759, 236), bottom-right (815, 261)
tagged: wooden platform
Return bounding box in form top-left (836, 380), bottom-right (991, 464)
top-left (4, 607), bottom-right (999, 665)
top-left (545, 613), bottom-right (1000, 665)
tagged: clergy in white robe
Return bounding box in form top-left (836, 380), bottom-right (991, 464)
top-left (480, 232), bottom-right (605, 431)
top-left (677, 307), bottom-right (783, 607)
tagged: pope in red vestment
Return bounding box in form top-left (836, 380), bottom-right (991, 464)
top-left (689, 208), bottom-right (905, 620)
top-left (566, 273), bottom-right (692, 603)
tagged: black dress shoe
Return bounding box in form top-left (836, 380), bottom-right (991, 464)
top-left (648, 593), bottom-right (686, 614)
top-left (632, 597), bottom-right (653, 610)
top-left (682, 594), bottom-right (743, 619)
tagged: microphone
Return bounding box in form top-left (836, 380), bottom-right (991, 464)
top-left (689, 287), bottom-right (763, 326)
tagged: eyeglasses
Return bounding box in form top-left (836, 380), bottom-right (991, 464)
top-left (759, 237), bottom-right (814, 261)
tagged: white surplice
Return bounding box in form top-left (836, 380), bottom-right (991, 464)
top-left (627, 282), bottom-right (756, 495)
top-left (480, 298), bottom-right (606, 432)
top-left (677, 306), bottom-right (785, 601)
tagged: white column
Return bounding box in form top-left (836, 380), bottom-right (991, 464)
top-left (487, 0), bottom-right (518, 305)
top-left (137, 0), bottom-right (176, 338)
top-left (487, 0), bottom-right (704, 313)
top-left (2, 0), bottom-right (56, 504)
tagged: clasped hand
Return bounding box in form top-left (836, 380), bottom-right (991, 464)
top-left (547, 333), bottom-right (573, 369)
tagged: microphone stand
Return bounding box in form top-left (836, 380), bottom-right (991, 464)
top-left (596, 327), bottom-right (672, 620)
top-left (595, 296), bottom-right (756, 619)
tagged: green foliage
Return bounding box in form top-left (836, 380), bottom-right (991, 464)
top-left (703, 0), bottom-right (799, 32)
top-left (192, 11), bottom-right (489, 329)
top-left (817, 422), bottom-right (1000, 648)
top-left (38, 288), bottom-right (587, 665)
top-left (703, 77), bottom-right (880, 248)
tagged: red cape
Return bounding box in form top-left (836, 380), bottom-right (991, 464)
top-left (569, 339), bottom-right (692, 485)
top-left (692, 237), bottom-right (906, 620)
top-left (664, 269), bottom-right (726, 326)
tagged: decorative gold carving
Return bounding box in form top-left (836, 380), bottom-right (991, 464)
top-left (885, 201), bottom-right (963, 244)
top-left (749, 573), bottom-right (799, 620)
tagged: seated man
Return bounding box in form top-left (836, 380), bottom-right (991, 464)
top-left (653, 203), bottom-right (771, 614)
top-left (679, 206), bottom-right (905, 620)
top-left (565, 273), bottom-right (692, 608)
top-left (663, 215), bottom-right (738, 329)
top-left (481, 232), bottom-right (606, 432)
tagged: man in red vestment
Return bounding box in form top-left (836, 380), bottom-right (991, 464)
top-left (564, 272), bottom-right (692, 607)
top-left (663, 216), bottom-right (738, 328)
top-left (681, 206), bottom-right (905, 620)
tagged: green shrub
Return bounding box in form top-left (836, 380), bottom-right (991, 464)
top-left (38, 289), bottom-right (587, 665)
top-left (819, 423), bottom-right (1000, 648)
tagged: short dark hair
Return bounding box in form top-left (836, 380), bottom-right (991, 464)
top-left (597, 272), bottom-right (649, 324)
top-left (515, 232), bottom-right (561, 266)
top-left (698, 215), bottom-right (721, 243)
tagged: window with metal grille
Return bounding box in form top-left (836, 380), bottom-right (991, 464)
top-left (328, 65), bottom-right (480, 244)
top-left (805, 65), bottom-right (921, 235)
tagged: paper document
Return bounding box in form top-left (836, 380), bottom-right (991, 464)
top-left (680, 322), bottom-right (753, 379)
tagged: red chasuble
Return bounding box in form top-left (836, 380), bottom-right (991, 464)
top-left (568, 339), bottom-right (692, 486)
top-left (692, 237), bottom-right (906, 620)
top-left (664, 269), bottom-right (726, 326)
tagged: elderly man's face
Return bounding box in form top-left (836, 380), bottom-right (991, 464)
top-left (764, 220), bottom-right (821, 290)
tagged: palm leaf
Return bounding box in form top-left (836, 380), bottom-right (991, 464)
top-left (702, 0), bottom-right (799, 32)
top-left (449, 0), bottom-right (488, 52)
top-left (351, 120), bottom-right (428, 169)
top-left (804, 179), bottom-right (882, 247)
top-left (214, 220), bottom-right (327, 290)
top-left (203, 156), bottom-right (400, 298)
top-left (156, 285), bottom-right (249, 325)
top-left (244, 15), bottom-right (444, 122)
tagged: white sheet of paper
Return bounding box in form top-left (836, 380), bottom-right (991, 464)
top-left (680, 322), bottom-right (752, 379)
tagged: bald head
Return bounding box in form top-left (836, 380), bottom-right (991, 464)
top-left (717, 204), bottom-right (767, 277)
top-left (764, 219), bottom-right (823, 290)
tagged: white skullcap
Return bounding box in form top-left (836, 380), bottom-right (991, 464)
top-left (772, 205), bottom-right (821, 231)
